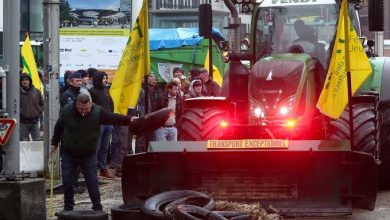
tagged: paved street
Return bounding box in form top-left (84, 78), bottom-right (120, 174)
top-left (45, 173), bottom-right (390, 220)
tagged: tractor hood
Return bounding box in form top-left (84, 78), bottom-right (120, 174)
top-left (249, 53), bottom-right (314, 117)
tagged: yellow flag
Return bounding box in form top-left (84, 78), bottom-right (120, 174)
top-left (21, 35), bottom-right (42, 93)
top-left (109, 0), bottom-right (150, 114)
top-left (204, 50), bottom-right (223, 87)
top-left (316, 0), bottom-right (371, 119)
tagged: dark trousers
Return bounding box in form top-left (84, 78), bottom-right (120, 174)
top-left (111, 125), bottom-right (129, 171)
top-left (61, 151), bottom-right (102, 211)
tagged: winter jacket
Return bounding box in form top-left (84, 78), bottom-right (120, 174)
top-left (201, 79), bottom-right (221, 96)
top-left (156, 92), bottom-right (182, 125)
top-left (88, 72), bottom-right (113, 112)
top-left (20, 74), bottom-right (43, 123)
top-left (51, 103), bottom-right (133, 157)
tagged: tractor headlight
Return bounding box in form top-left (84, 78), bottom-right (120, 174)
top-left (278, 96), bottom-right (295, 117)
top-left (250, 101), bottom-right (265, 119)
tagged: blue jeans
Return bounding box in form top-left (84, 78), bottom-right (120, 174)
top-left (155, 127), bottom-right (177, 141)
top-left (111, 125), bottom-right (129, 171)
top-left (61, 151), bottom-right (102, 211)
top-left (96, 125), bottom-right (113, 170)
top-left (20, 122), bottom-right (41, 141)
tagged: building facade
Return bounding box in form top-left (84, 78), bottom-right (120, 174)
top-left (149, 0), bottom-right (231, 38)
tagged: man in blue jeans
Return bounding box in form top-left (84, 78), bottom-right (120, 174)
top-left (155, 81), bottom-right (182, 141)
top-left (50, 93), bottom-right (138, 211)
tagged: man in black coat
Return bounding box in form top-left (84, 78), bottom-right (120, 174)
top-left (51, 93), bottom-right (137, 211)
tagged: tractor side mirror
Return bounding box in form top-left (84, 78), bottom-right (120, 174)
top-left (368, 0), bottom-right (384, 31)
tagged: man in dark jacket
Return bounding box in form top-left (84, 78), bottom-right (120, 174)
top-left (51, 93), bottom-right (138, 211)
top-left (154, 81), bottom-right (182, 141)
top-left (88, 71), bottom-right (114, 178)
top-left (199, 68), bottom-right (221, 96)
top-left (20, 74), bottom-right (43, 141)
top-left (60, 71), bottom-right (90, 107)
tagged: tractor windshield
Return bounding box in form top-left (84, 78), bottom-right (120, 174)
top-left (253, 3), bottom-right (339, 68)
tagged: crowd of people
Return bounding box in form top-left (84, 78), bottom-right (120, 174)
top-left (33, 66), bottom-right (220, 212)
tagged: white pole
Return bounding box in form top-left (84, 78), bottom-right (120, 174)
top-left (132, 0), bottom-right (143, 28)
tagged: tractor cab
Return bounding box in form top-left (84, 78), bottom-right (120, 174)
top-left (251, 0), bottom-right (362, 67)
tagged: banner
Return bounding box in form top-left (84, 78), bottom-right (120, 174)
top-left (109, 0), bottom-right (150, 114)
top-left (316, 0), bottom-right (371, 119)
top-left (21, 35), bottom-right (42, 93)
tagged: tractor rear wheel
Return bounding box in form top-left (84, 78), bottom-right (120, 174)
top-left (327, 103), bottom-right (377, 155)
top-left (379, 105), bottom-right (390, 189)
top-left (178, 107), bottom-right (226, 141)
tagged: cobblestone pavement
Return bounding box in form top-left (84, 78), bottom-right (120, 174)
top-left (44, 168), bottom-right (281, 220)
top-left (45, 169), bottom-right (122, 220)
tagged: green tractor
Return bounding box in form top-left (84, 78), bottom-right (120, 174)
top-left (120, 0), bottom-right (389, 217)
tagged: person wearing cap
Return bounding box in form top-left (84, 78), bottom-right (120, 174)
top-left (60, 70), bottom-right (73, 95)
top-left (184, 79), bottom-right (203, 99)
top-left (20, 73), bottom-right (43, 141)
top-left (199, 68), bottom-right (220, 96)
top-left (60, 70), bottom-right (90, 107)
top-left (173, 67), bottom-right (190, 95)
top-left (51, 93), bottom-right (139, 212)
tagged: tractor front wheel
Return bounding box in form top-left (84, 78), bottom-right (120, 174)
top-left (178, 107), bottom-right (226, 141)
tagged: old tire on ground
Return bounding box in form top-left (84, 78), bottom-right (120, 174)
top-left (142, 190), bottom-right (212, 219)
top-left (327, 103), bottom-right (377, 155)
top-left (55, 210), bottom-right (108, 220)
top-left (163, 196), bottom-right (215, 219)
top-left (379, 105), bottom-right (390, 189)
top-left (178, 107), bottom-right (226, 141)
top-left (173, 205), bottom-right (226, 220)
top-left (111, 204), bottom-right (143, 220)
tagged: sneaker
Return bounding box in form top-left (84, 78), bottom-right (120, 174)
top-left (100, 170), bottom-right (114, 179)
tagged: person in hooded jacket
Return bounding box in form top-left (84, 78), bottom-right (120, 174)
top-left (184, 79), bottom-right (203, 99)
top-left (88, 71), bottom-right (114, 178)
top-left (20, 73), bottom-right (43, 141)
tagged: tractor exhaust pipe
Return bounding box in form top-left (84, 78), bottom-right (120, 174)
top-left (224, 0), bottom-right (241, 52)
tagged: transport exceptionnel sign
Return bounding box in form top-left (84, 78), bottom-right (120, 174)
top-left (207, 139), bottom-right (289, 149)
top-left (0, 118), bottom-right (16, 145)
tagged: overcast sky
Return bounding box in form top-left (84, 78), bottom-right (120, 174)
top-left (68, 0), bottom-right (120, 10)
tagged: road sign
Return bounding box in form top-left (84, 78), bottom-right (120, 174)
top-left (0, 118), bottom-right (16, 145)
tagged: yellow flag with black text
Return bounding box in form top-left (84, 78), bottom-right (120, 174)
top-left (110, 0), bottom-right (150, 114)
top-left (204, 50), bottom-right (223, 87)
top-left (21, 35), bottom-right (42, 93)
top-left (316, 0), bottom-right (371, 119)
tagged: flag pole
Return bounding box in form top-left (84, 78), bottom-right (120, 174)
top-left (343, 0), bottom-right (354, 148)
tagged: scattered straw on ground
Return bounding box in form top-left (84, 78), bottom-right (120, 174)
top-left (216, 200), bottom-right (280, 220)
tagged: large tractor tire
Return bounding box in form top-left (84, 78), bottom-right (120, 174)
top-left (328, 102), bottom-right (378, 210)
top-left (327, 102), bottom-right (377, 155)
top-left (379, 105), bottom-right (390, 189)
top-left (178, 107), bottom-right (226, 141)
